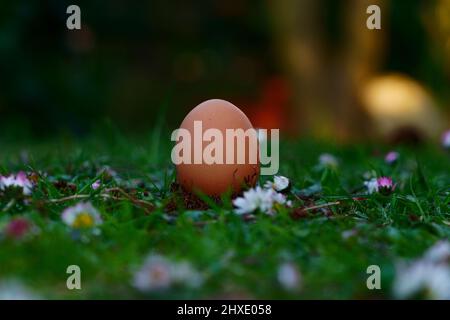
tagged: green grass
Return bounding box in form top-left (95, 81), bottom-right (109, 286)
top-left (0, 131), bottom-right (449, 299)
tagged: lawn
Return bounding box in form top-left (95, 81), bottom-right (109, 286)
top-left (0, 129), bottom-right (449, 299)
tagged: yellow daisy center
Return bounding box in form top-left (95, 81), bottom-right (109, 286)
top-left (73, 212), bottom-right (95, 228)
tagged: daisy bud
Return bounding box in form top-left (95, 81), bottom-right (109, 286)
top-left (385, 151), bottom-right (399, 165)
top-left (264, 175), bottom-right (290, 192)
top-left (0, 172), bottom-right (33, 196)
top-left (377, 176), bottom-right (395, 195)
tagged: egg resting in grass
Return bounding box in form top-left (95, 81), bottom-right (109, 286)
top-left (174, 99), bottom-right (260, 196)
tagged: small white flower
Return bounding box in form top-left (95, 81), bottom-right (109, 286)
top-left (442, 130), bottom-right (450, 149)
top-left (394, 260), bottom-right (450, 300)
top-left (270, 190), bottom-right (289, 206)
top-left (0, 172), bottom-right (33, 195)
top-left (91, 180), bottom-right (101, 190)
top-left (0, 279), bottom-right (41, 300)
top-left (233, 187), bottom-right (263, 214)
top-left (277, 262), bottom-right (301, 291)
top-left (318, 153), bottom-right (338, 168)
top-left (132, 254), bottom-right (203, 292)
top-left (259, 190), bottom-right (276, 214)
top-left (264, 176), bottom-right (290, 192)
top-left (171, 262), bottom-right (204, 288)
top-left (426, 266), bottom-right (450, 299)
top-left (364, 177), bottom-right (395, 195)
top-left (364, 178), bottom-right (379, 194)
top-left (233, 186), bottom-right (290, 215)
top-left (132, 254), bottom-right (173, 291)
top-left (424, 241), bottom-right (450, 264)
top-left (393, 240), bottom-right (450, 299)
top-left (61, 202), bottom-right (102, 229)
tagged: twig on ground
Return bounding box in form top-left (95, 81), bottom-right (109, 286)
top-left (303, 201), bottom-right (340, 211)
top-left (47, 194), bottom-right (90, 203)
top-left (45, 187), bottom-right (155, 214)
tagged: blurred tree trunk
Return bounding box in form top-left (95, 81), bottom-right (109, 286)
top-left (269, 0), bottom-right (386, 141)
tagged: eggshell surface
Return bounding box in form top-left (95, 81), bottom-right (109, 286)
top-left (175, 99), bottom-right (259, 196)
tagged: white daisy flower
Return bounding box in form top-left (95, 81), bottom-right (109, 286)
top-left (277, 262), bottom-right (302, 291)
top-left (171, 261), bottom-right (204, 288)
top-left (393, 240), bottom-right (450, 300)
top-left (61, 202), bottom-right (102, 229)
top-left (363, 177), bottom-right (396, 195)
top-left (259, 189), bottom-right (275, 214)
top-left (264, 175), bottom-right (290, 192)
top-left (424, 241), bottom-right (450, 264)
top-left (318, 153), bottom-right (339, 168)
top-left (132, 254), bottom-right (203, 292)
top-left (232, 187), bottom-right (263, 215)
top-left (0, 172), bottom-right (33, 195)
top-left (132, 254), bottom-right (173, 291)
top-left (394, 260), bottom-right (450, 300)
top-left (0, 279), bottom-right (41, 300)
top-left (364, 178), bottom-right (379, 194)
top-left (270, 189), bottom-right (290, 206)
top-left (232, 186), bottom-right (290, 215)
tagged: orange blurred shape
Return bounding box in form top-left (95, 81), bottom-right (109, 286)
top-left (248, 76), bottom-right (291, 130)
top-left (361, 73), bottom-right (445, 140)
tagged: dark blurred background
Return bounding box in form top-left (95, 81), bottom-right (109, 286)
top-left (1, 0), bottom-right (449, 141)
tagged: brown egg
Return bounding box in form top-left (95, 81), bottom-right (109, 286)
top-left (174, 99), bottom-right (259, 196)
